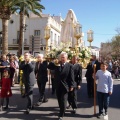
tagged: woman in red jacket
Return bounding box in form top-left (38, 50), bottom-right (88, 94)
top-left (0, 69), bottom-right (12, 111)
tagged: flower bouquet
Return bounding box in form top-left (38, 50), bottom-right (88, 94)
top-left (46, 42), bottom-right (74, 60)
top-left (77, 47), bottom-right (91, 68)
top-left (47, 42), bottom-right (91, 68)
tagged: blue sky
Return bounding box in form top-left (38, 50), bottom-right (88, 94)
top-left (41, 0), bottom-right (120, 48)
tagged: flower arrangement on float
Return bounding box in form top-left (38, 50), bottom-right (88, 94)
top-left (77, 46), bottom-right (91, 68)
top-left (47, 42), bottom-right (73, 59)
top-left (46, 42), bottom-right (91, 67)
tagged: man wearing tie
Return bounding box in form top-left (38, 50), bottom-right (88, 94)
top-left (48, 52), bottom-right (74, 120)
top-left (35, 54), bottom-right (48, 106)
top-left (19, 52), bottom-right (36, 114)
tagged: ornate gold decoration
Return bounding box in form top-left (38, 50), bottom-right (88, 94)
top-left (74, 22), bottom-right (82, 46)
top-left (87, 29), bottom-right (93, 47)
top-left (44, 24), bottom-right (51, 57)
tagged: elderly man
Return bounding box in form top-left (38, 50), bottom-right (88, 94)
top-left (19, 52), bottom-right (36, 114)
top-left (48, 52), bottom-right (74, 120)
top-left (35, 54), bottom-right (48, 106)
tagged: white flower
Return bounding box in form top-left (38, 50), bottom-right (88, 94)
top-left (85, 52), bottom-right (89, 57)
top-left (85, 47), bottom-right (88, 50)
top-left (79, 53), bottom-right (82, 56)
top-left (64, 48), bottom-right (70, 52)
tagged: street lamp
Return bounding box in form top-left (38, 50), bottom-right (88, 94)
top-left (74, 22), bottom-right (82, 56)
top-left (87, 29), bottom-right (93, 47)
top-left (44, 24), bottom-right (51, 57)
top-left (0, 31), bottom-right (2, 55)
top-left (74, 22), bottom-right (82, 46)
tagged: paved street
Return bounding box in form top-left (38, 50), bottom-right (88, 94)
top-left (0, 69), bottom-right (120, 120)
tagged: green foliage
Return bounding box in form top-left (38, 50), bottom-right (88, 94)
top-left (16, 0), bottom-right (45, 17)
top-left (0, 0), bottom-right (24, 12)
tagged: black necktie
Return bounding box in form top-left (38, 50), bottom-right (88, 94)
top-left (61, 64), bottom-right (64, 70)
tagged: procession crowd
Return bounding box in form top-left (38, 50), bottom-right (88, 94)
top-left (0, 52), bottom-right (115, 120)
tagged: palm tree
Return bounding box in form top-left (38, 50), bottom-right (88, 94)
top-left (17, 0), bottom-right (45, 56)
top-left (0, 0), bottom-right (23, 55)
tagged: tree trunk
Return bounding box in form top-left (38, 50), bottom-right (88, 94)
top-left (18, 12), bottom-right (25, 56)
top-left (2, 19), bottom-right (8, 55)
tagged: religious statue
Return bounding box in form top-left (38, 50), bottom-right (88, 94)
top-left (60, 9), bottom-right (78, 47)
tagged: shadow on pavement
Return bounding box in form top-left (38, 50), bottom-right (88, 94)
top-left (109, 83), bottom-right (120, 109)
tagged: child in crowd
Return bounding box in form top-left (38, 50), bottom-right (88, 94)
top-left (0, 69), bottom-right (12, 111)
top-left (96, 62), bottom-right (113, 118)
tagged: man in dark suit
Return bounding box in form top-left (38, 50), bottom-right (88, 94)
top-left (67, 56), bottom-right (82, 113)
top-left (35, 54), bottom-right (48, 106)
top-left (85, 59), bottom-right (94, 98)
top-left (85, 55), bottom-right (100, 98)
top-left (48, 52), bottom-right (74, 120)
top-left (19, 52), bottom-right (36, 114)
top-left (92, 55), bottom-right (100, 72)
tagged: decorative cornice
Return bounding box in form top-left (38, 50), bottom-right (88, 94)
top-left (50, 25), bottom-right (61, 33)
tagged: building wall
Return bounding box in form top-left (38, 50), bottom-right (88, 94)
top-left (89, 46), bottom-right (100, 60)
top-left (91, 49), bottom-right (100, 59)
top-left (0, 13), bottom-right (62, 56)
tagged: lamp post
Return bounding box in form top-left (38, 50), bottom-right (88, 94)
top-left (44, 24), bottom-right (51, 57)
top-left (74, 22), bottom-right (82, 56)
top-left (0, 31), bottom-right (2, 55)
top-left (87, 29), bottom-right (93, 47)
top-left (74, 22), bottom-right (82, 46)
top-left (87, 29), bottom-right (95, 115)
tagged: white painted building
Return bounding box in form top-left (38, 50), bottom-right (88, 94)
top-left (89, 46), bottom-right (100, 59)
top-left (0, 13), bottom-right (62, 56)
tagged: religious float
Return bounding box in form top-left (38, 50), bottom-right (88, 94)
top-left (44, 9), bottom-right (93, 68)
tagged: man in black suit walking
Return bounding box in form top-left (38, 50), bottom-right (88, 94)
top-left (19, 52), bottom-right (36, 114)
top-left (91, 55), bottom-right (100, 72)
top-left (35, 54), bottom-right (48, 105)
top-left (48, 52), bottom-right (74, 120)
top-left (85, 55), bottom-right (100, 98)
top-left (67, 56), bottom-right (82, 113)
top-left (85, 59), bottom-right (94, 98)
